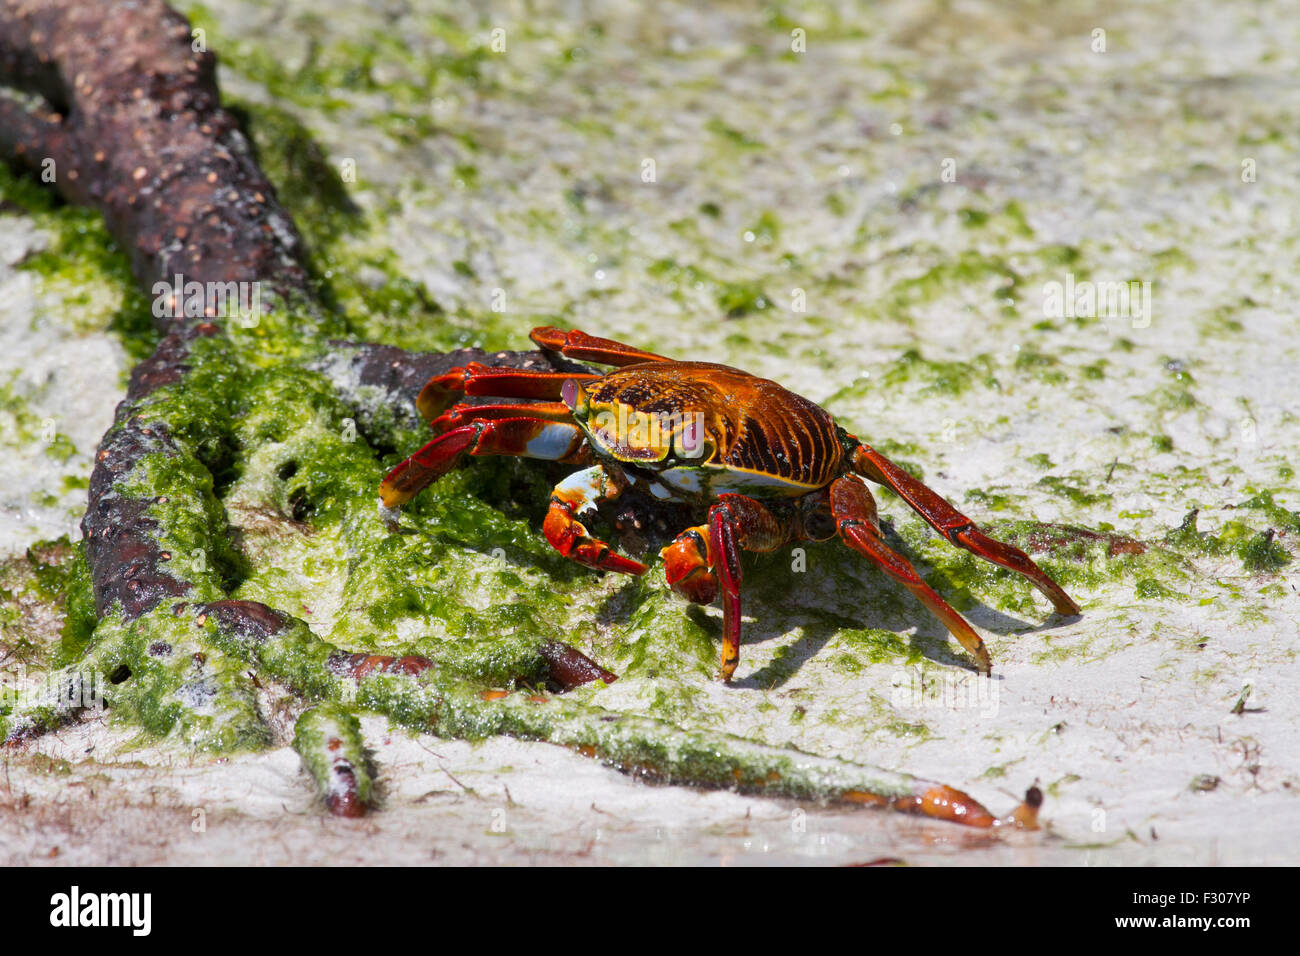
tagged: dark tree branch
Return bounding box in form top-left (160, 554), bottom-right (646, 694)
top-left (1, 0), bottom-right (314, 329)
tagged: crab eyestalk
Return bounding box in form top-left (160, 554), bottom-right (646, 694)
top-left (560, 377), bottom-right (590, 419)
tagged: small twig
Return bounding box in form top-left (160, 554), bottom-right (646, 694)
top-left (293, 704), bottom-right (372, 817)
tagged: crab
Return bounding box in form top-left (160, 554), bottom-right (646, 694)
top-left (379, 327), bottom-right (1081, 682)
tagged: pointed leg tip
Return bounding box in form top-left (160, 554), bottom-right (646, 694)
top-left (585, 549), bottom-right (647, 575)
top-left (378, 487), bottom-right (407, 512)
top-left (610, 554), bottom-right (650, 575)
top-left (1038, 578), bottom-right (1082, 617)
top-left (958, 635), bottom-right (992, 676)
top-left (1058, 597), bottom-right (1083, 617)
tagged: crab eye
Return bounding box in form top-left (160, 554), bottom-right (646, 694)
top-left (561, 378), bottom-right (586, 416)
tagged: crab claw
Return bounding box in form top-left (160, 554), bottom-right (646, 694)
top-left (661, 528), bottom-right (718, 605)
top-left (416, 364), bottom-right (481, 422)
top-left (544, 498), bottom-right (647, 575)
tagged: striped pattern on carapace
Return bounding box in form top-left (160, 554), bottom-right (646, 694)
top-left (584, 361), bottom-right (845, 489)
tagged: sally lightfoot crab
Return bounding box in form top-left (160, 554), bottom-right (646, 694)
top-left (379, 327), bottom-right (1081, 681)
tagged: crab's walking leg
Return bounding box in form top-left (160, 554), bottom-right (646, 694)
top-left (380, 418), bottom-right (588, 509)
top-left (662, 494), bottom-right (788, 682)
top-left (544, 465), bottom-right (649, 575)
top-left (852, 443), bottom-right (1081, 616)
top-left (831, 475), bottom-right (992, 675)
top-left (431, 401), bottom-right (574, 434)
top-left (417, 364), bottom-right (605, 421)
top-left (530, 326), bottom-right (673, 365)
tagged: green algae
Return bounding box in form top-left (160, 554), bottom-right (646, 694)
top-left (1013, 348), bottom-right (1067, 385)
top-left (646, 257), bottom-right (772, 322)
top-left (96, 611), bottom-right (271, 752)
top-left (3, 206), bottom-right (1236, 789)
top-left (1237, 489), bottom-right (1300, 534)
top-left (26, 295), bottom-right (1015, 769)
top-left (59, 545), bottom-right (99, 662)
top-left (227, 101), bottom-right (364, 255)
top-left (1162, 506), bottom-right (1294, 574)
top-left (0, 375), bottom-right (81, 463)
top-left (1238, 530), bottom-right (1290, 572)
top-left (1036, 475), bottom-right (1112, 509)
top-left (878, 347), bottom-right (999, 396)
top-left (0, 163), bottom-right (159, 363)
top-left (1134, 577), bottom-right (1180, 600)
top-left (873, 249), bottom-right (1022, 319)
top-left (0, 539), bottom-right (97, 676)
top-left (184, 594), bottom-right (928, 802)
top-left (897, 512), bottom-right (1195, 618)
top-left (0, 629), bottom-right (127, 745)
top-left (715, 280), bottom-right (772, 319)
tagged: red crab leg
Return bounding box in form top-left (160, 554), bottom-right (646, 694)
top-left (830, 475), bottom-right (992, 675)
top-left (431, 401), bottom-right (574, 433)
top-left (530, 326), bottom-right (672, 366)
top-left (417, 363), bottom-right (605, 421)
top-left (852, 443), bottom-right (1081, 616)
top-left (662, 494), bottom-right (788, 682)
top-left (711, 511), bottom-right (746, 682)
top-left (379, 418), bottom-right (588, 509)
top-left (544, 465), bottom-right (648, 575)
